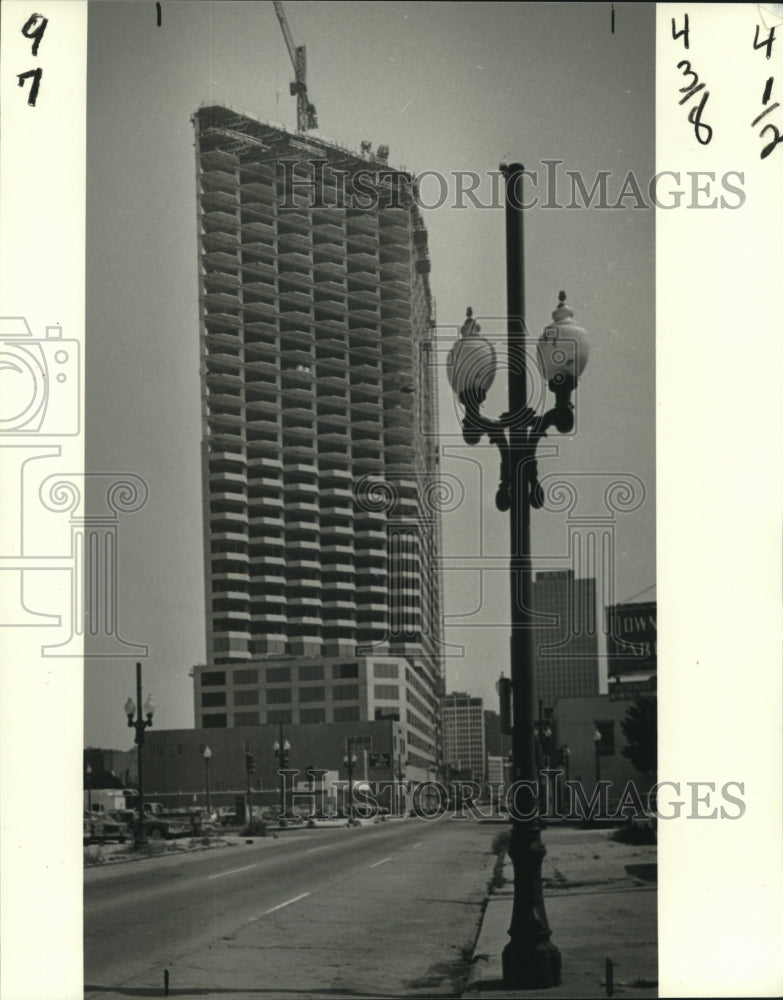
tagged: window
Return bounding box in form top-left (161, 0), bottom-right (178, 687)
top-left (333, 706), bottom-right (360, 723)
top-left (234, 668), bottom-right (259, 685)
top-left (298, 664), bottom-right (324, 681)
top-left (235, 711), bottom-right (260, 726)
top-left (374, 684), bottom-right (399, 700)
top-left (202, 714), bottom-right (227, 728)
top-left (266, 666), bottom-right (291, 683)
top-left (373, 662), bottom-right (398, 678)
top-left (333, 685), bottom-right (359, 701)
top-left (267, 709), bottom-right (292, 725)
top-left (299, 686), bottom-right (325, 703)
top-left (201, 692), bottom-right (226, 707)
top-left (300, 708), bottom-right (326, 723)
top-left (267, 688), bottom-right (291, 704)
top-left (201, 671), bottom-right (226, 686)
top-left (332, 662), bottom-right (358, 679)
top-left (234, 688), bottom-right (258, 706)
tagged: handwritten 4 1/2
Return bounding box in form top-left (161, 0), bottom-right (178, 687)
top-left (672, 13), bottom-right (782, 160)
top-left (17, 12), bottom-right (48, 107)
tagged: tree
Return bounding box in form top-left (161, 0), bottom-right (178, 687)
top-left (620, 696), bottom-right (657, 776)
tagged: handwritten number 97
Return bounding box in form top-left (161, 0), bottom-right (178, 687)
top-left (17, 13), bottom-right (48, 107)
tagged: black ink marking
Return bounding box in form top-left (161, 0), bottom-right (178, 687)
top-left (753, 24), bottom-right (776, 59)
top-left (687, 92), bottom-right (713, 145)
top-left (21, 13), bottom-right (48, 56)
top-left (611, 4), bottom-right (615, 34)
top-left (752, 101), bottom-right (780, 127)
top-left (760, 123), bottom-right (783, 159)
top-left (17, 68), bottom-right (43, 106)
top-left (156, 2), bottom-right (162, 27)
top-left (763, 77), bottom-right (774, 104)
top-left (671, 14), bottom-right (690, 50)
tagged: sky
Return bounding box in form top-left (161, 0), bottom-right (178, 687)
top-left (84, 0), bottom-right (655, 749)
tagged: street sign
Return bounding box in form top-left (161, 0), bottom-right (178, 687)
top-left (368, 752), bottom-right (391, 769)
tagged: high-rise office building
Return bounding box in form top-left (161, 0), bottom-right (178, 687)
top-left (532, 569), bottom-right (599, 711)
top-left (191, 106), bottom-right (443, 778)
top-left (441, 692), bottom-right (486, 782)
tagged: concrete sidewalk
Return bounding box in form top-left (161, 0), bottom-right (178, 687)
top-left (462, 826), bottom-right (657, 999)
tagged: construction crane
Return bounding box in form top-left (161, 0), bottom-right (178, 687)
top-left (273, 1), bottom-right (318, 132)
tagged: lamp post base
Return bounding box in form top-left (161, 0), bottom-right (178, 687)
top-left (501, 822), bottom-right (562, 989)
top-left (501, 939), bottom-right (562, 990)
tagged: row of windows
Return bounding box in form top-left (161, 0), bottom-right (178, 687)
top-left (202, 705), bottom-right (361, 728)
top-left (201, 662), bottom-right (360, 686)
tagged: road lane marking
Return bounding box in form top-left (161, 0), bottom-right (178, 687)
top-left (369, 857), bottom-right (393, 868)
top-left (412, 842), bottom-right (423, 848)
top-left (261, 892), bottom-right (310, 915)
top-left (208, 864), bottom-right (257, 879)
top-left (305, 844), bottom-right (331, 853)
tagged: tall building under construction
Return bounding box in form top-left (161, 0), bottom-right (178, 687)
top-left (191, 106), bottom-right (443, 779)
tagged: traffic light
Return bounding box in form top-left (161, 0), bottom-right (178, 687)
top-left (245, 752), bottom-right (255, 774)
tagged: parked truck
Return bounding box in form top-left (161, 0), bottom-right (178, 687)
top-left (84, 788), bottom-right (135, 815)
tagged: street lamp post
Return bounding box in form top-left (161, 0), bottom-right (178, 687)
top-left (124, 661), bottom-right (155, 847)
top-left (343, 739), bottom-right (358, 822)
top-left (85, 763), bottom-right (93, 815)
top-left (593, 726), bottom-right (603, 785)
top-left (445, 163), bottom-right (589, 989)
top-left (203, 745), bottom-right (212, 816)
top-left (273, 724), bottom-right (290, 819)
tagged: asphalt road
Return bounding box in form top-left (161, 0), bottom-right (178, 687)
top-left (84, 817), bottom-right (501, 998)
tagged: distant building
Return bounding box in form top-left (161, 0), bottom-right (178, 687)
top-left (532, 570), bottom-right (599, 712)
top-left (441, 692), bottom-right (486, 782)
top-left (550, 693), bottom-right (656, 809)
top-left (191, 105), bottom-right (444, 782)
top-left (142, 719), bottom-right (403, 813)
top-left (83, 747), bottom-right (137, 788)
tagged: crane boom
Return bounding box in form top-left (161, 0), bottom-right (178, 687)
top-left (273, 1), bottom-right (317, 132)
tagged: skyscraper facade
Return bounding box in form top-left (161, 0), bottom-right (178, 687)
top-left (192, 106), bottom-right (443, 779)
top-left (532, 569), bottom-right (599, 711)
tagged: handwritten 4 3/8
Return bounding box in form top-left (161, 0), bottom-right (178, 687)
top-left (672, 15), bottom-right (712, 146)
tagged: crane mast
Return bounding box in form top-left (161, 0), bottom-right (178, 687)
top-left (273, 1), bottom-right (318, 131)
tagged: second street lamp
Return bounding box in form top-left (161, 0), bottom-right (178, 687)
top-left (124, 661), bottom-right (155, 848)
top-left (445, 163), bottom-right (589, 990)
top-left (343, 739), bottom-right (358, 822)
top-left (203, 745), bottom-right (212, 816)
top-left (593, 726), bottom-right (603, 785)
top-left (273, 724), bottom-right (290, 819)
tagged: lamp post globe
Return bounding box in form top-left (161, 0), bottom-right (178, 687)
top-left (446, 308), bottom-right (498, 443)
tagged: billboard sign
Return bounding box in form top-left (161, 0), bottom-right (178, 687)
top-left (606, 601), bottom-right (657, 677)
